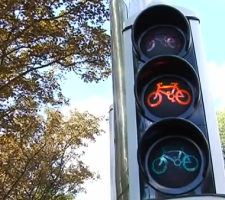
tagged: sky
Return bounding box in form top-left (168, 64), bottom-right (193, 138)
top-left (60, 0), bottom-right (225, 200)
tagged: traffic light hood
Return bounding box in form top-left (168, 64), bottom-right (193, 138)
top-left (132, 4), bottom-right (192, 61)
top-left (134, 55), bottom-right (201, 121)
top-left (137, 118), bottom-right (210, 195)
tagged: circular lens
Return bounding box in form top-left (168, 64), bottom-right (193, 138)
top-left (145, 136), bottom-right (202, 189)
top-left (139, 26), bottom-right (185, 59)
top-left (143, 76), bottom-right (193, 118)
top-left (138, 118), bottom-right (209, 194)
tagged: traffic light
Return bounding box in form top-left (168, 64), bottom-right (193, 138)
top-left (127, 2), bottom-right (225, 198)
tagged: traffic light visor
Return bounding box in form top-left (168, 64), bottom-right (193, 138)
top-left (137, 118), bottom-right (210, 195)
top-left (132, 4), bottom-right (192, 61)
top-left (134, 55), bottom-right (200, 121)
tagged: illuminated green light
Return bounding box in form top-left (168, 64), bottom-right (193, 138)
top-left (152, 148), bottom-right (199, 174)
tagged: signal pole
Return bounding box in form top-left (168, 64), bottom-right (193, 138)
top-left (109, 1), bottom-right (129, 200)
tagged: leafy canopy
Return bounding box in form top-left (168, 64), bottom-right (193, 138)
top-left (217, 108), bottom-right (225, 155)
top-left (0, 108), bottom-right (105, 200)
top-left (0, 0), bottom-right (110, 199)
top-left (0, 0), bottom-right (110, 142)
top-left (0, 0), bottom-right (110, 122)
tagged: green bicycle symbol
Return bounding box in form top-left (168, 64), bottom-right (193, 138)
top-left (152, 148), bottom-right (199, 175)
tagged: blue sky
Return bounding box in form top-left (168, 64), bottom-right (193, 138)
top-left (61, 0), bottom-right (225, 107)
top-left (61, 1), bottom-right (225, 200)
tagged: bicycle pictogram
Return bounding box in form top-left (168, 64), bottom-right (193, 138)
top-left (147, 36), bottom-right (180, 52)
top-left (152, 148), bottom-right (199, 175)
top-left (147, 82), bottom-right (191, 108)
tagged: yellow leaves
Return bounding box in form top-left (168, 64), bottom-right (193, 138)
top-left (217, 108), bottom-right (225, 144)
top-left (0, 0), bottom-right (110, 88)
top-left (0, 0), bottom-right (110, 198)
top-left (0, 135), bottom-right (24, 178)
top-left (0, 107), bottom-right (103, 199)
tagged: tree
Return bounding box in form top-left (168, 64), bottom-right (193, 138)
top-left (0, 0), bottom-right (110, 198)
top-left (217, 108), bottom-right (225, 156)
top-left (0, 108), bottom-right (105, 200)
top-left (0, 0), bottom-right (110, 137)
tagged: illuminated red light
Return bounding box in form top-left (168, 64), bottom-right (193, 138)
top-left (147, 82), bottom-right (192, 108)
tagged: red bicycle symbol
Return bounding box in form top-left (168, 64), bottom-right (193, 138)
top-left (147, 82), bottom-right (191, 108)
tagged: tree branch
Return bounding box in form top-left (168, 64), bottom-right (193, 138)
top-left (0, 52), bottom-right (75, 92)
top-left (3, 144), bottom-right (47, 200)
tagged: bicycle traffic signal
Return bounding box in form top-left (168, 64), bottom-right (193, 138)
top-left (130, 3), bottom-right (224, 197)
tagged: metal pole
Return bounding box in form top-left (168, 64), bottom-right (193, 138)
top-left (109, 106), bottom-right (117, 200)
top-left (110, 1), bottom-right (128, 200)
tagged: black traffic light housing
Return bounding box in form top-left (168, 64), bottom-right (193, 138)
top-left (131, 3), bottom-right (216, 198)
top-left (132, 4), bottom-right (192, 61)
top-left (134, 55), bottom-right (201, 121)
top-left (137, 118), bottom-right (210, 195)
